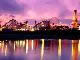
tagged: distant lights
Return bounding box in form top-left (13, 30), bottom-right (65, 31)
top-left (17, 28), bottom-right (27, 31)
top-left (6, 40), bottom-right (7, 41)
top-left (79, 26), bottom-right (80, 30)
top-left (31, 28), bottom-right (35, 32)
top-left (0, 41), bottom-right (1, 43)
top-left (42, 25), bottom-right (44, 27)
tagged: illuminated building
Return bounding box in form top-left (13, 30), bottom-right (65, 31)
top-left (34, 20), bottom-right (51, 30)
top-left (72, 10), bottom-right (78, 29)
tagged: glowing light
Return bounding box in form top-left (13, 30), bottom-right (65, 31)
top-left (2, 43), bottom-right (4, 54)
top-left (23, 40), bottom-right (25, 47)
top-left (0, 42), bottom-right (1, 48)
top-left (19, 40), bottom-right (25, 47)
top-left (32, 40), bottom-right (34, 50)
top-left (79, 26), bottom-right (80, 30)
top-left (26, 40), bottom-right (28, 54)
top-left (0, 28), bottom-right (2, 31)
top-left (31, 28), bottom-right (35, 32)
top-left (41, 39), bottom-right (44, 60)
top-left (58, 39), bottom-right (62, 57)
top-left (14, 41), bottom-right (16, 52)
top-left (78, 40), bottom-right (80, 55)
top-left (72, 40), bottom-right (78, 60)
top-left (1, 41), bottom-right (4, 53)
top-left (20, 28), bottom-right (26, 31)
top-left (15, 40), bottom-right (19, 46)
top-left (5, 45), bottom-right (7, 56)
top-left (72, 40), bottom-right (74, 56)
top-left (6, 40), bottom-right (7, 41)
top-left (72, 16), bottom-right (76, 21)
top-left (9, 41), bottom-right (11, 44)
top-left (20, 41), bottom-right (23, 47)
top-left (42, 25), bottom-right (44, 27)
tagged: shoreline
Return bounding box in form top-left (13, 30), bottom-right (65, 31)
top-left (0, 30), bottom-right (79, 40)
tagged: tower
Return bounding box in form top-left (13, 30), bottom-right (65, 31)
top-left (72, 10), bottom-right (78, 29)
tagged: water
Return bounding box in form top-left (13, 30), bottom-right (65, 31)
top-left (0, 39), bottom-right (80, 60)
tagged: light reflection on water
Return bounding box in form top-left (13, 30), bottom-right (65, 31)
top-left (58, 39), bottom-right (61, 60)
top-left (0, 39), bottom-right (80, 60)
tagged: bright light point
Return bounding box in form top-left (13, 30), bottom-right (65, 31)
top-left (72, 40), bottom-right (73, 56)
top-left (26, 40), bottom-right (28, 54)
top-left (41, 39), bottom-right (44, 60)
top-left (58, 39), bottom-right (61, 57)
top-left (31, 28), bottom-right (34, 31)
top-left (78, 40), bottom-right (80, 55)
top-left (6, 40), bottom-right (7, 41)
top-left (79, 26), bottom-right (80, 30)
top-left (32, 40), bottom-right (34, 50)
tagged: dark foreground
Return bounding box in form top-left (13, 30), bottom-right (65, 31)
top-left (0, 30), bottom-right (80, 40)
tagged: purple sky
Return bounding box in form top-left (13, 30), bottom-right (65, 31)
top-left (0, 0), bottom-right (80, 23)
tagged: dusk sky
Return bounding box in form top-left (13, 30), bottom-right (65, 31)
top-left (0, 0), bottom-right (80, 23)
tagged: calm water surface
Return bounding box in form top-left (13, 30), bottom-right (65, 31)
top-left (0, 39), bottom-right (80, 60)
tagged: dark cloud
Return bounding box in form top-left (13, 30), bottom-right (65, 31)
top-left (0, 0), bottom-right (25, 14)
top-left (0, 0), bottom-right (79, 19)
